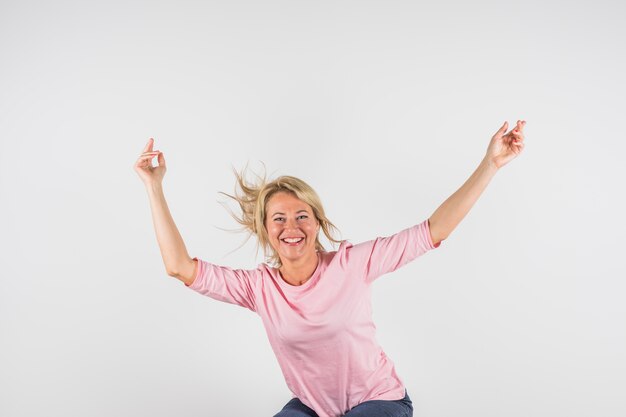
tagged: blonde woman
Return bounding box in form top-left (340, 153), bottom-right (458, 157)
top-left (134, 120), bottom-right (526, 417)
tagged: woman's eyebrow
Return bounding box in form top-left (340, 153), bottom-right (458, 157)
top-left (271, 209), bottom-right (309, 216)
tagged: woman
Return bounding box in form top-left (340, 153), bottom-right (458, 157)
top-left (134, 120), bottom-right (526, 417)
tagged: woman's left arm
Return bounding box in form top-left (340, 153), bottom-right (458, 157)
top-left (428, 120), bottom-right (526, 246)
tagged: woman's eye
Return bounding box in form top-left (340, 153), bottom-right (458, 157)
top-left (273, 216), bottom-right (307, 222)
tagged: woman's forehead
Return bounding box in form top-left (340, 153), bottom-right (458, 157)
top-left (266, 192), bottom-right (311, 213)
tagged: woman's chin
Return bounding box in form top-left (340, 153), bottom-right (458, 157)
top-left (279, 246), bottom-right (314, 262)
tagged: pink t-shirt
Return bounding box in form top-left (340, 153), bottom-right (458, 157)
top-left (186, 219), bottom-right (440, 417)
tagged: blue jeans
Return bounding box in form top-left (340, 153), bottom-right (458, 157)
top-left (273, 390), bottom-right (413, 417)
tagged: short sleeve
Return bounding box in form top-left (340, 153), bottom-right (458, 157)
top-left (185, 257), bottom-right (258, 312)
top-left (344, 219), bottom-right (441, 284)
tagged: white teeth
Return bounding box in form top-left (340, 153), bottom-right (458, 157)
top-left (282, 237), bottom-right (303, 243)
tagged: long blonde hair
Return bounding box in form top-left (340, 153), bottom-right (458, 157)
top-left (218, 163), bottom-right (342, 267)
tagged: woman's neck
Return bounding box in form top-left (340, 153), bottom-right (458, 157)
top-left (279, 251), bottom-right (319, 286)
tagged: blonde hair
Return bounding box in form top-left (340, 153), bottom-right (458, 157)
top-left (218, 163), bottom-right (342, 267)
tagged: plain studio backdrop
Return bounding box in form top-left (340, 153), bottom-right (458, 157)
top-left (1, 0), bottom-right (625, 416)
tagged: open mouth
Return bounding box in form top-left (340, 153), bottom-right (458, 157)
top-left (281, 237), bottom-right (304, 246)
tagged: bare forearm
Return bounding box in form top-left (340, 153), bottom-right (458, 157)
top-left (429, 158), bottom-right (498, 244)
top-left (145, 183), bottom-right (191, 275)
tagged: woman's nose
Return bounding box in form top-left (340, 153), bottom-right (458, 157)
top-left (284, 218), bottom-right (299, 229)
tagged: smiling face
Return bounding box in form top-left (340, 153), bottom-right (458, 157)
top-left (264, 191), bottom-right (320, 265)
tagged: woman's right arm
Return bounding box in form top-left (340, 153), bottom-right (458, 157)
top-left (134, 138), bottom-right (197, 286)
top-left (145, 183), bottom-right (197, 285)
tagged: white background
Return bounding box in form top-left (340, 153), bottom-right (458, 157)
top-left (1, 1), bottom-right (625, 416)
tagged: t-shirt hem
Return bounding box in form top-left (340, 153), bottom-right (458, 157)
top-left (424, 218), bottom-right (442, 249)
top-left (185, 257), bottom-right (202, 288)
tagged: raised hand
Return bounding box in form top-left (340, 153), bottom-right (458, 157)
top-left (485, 120), bottom-right (526, 169)
top-left (134, 138), bottom-right (166, 186)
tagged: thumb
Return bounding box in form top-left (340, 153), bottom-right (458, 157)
top-left (495, 121), bottom-right (508, 137)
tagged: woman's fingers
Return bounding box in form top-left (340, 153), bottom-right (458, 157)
top-left (142, 138), bottom-right (154, 153)
top-left (137, 153), bottom-right (159, 160)
top-left (134, 141), bottom-right (167, 184)
top-left (135, 152), bottom-right (161, 166)
top-left (512, 120), bottom-right (525, 138)
top-left (156, 152), bottom-right (166, 168)
top-left (498, 120), bottom-right (526, 136)
top-left (135, 156), bottom-right (155, 167)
